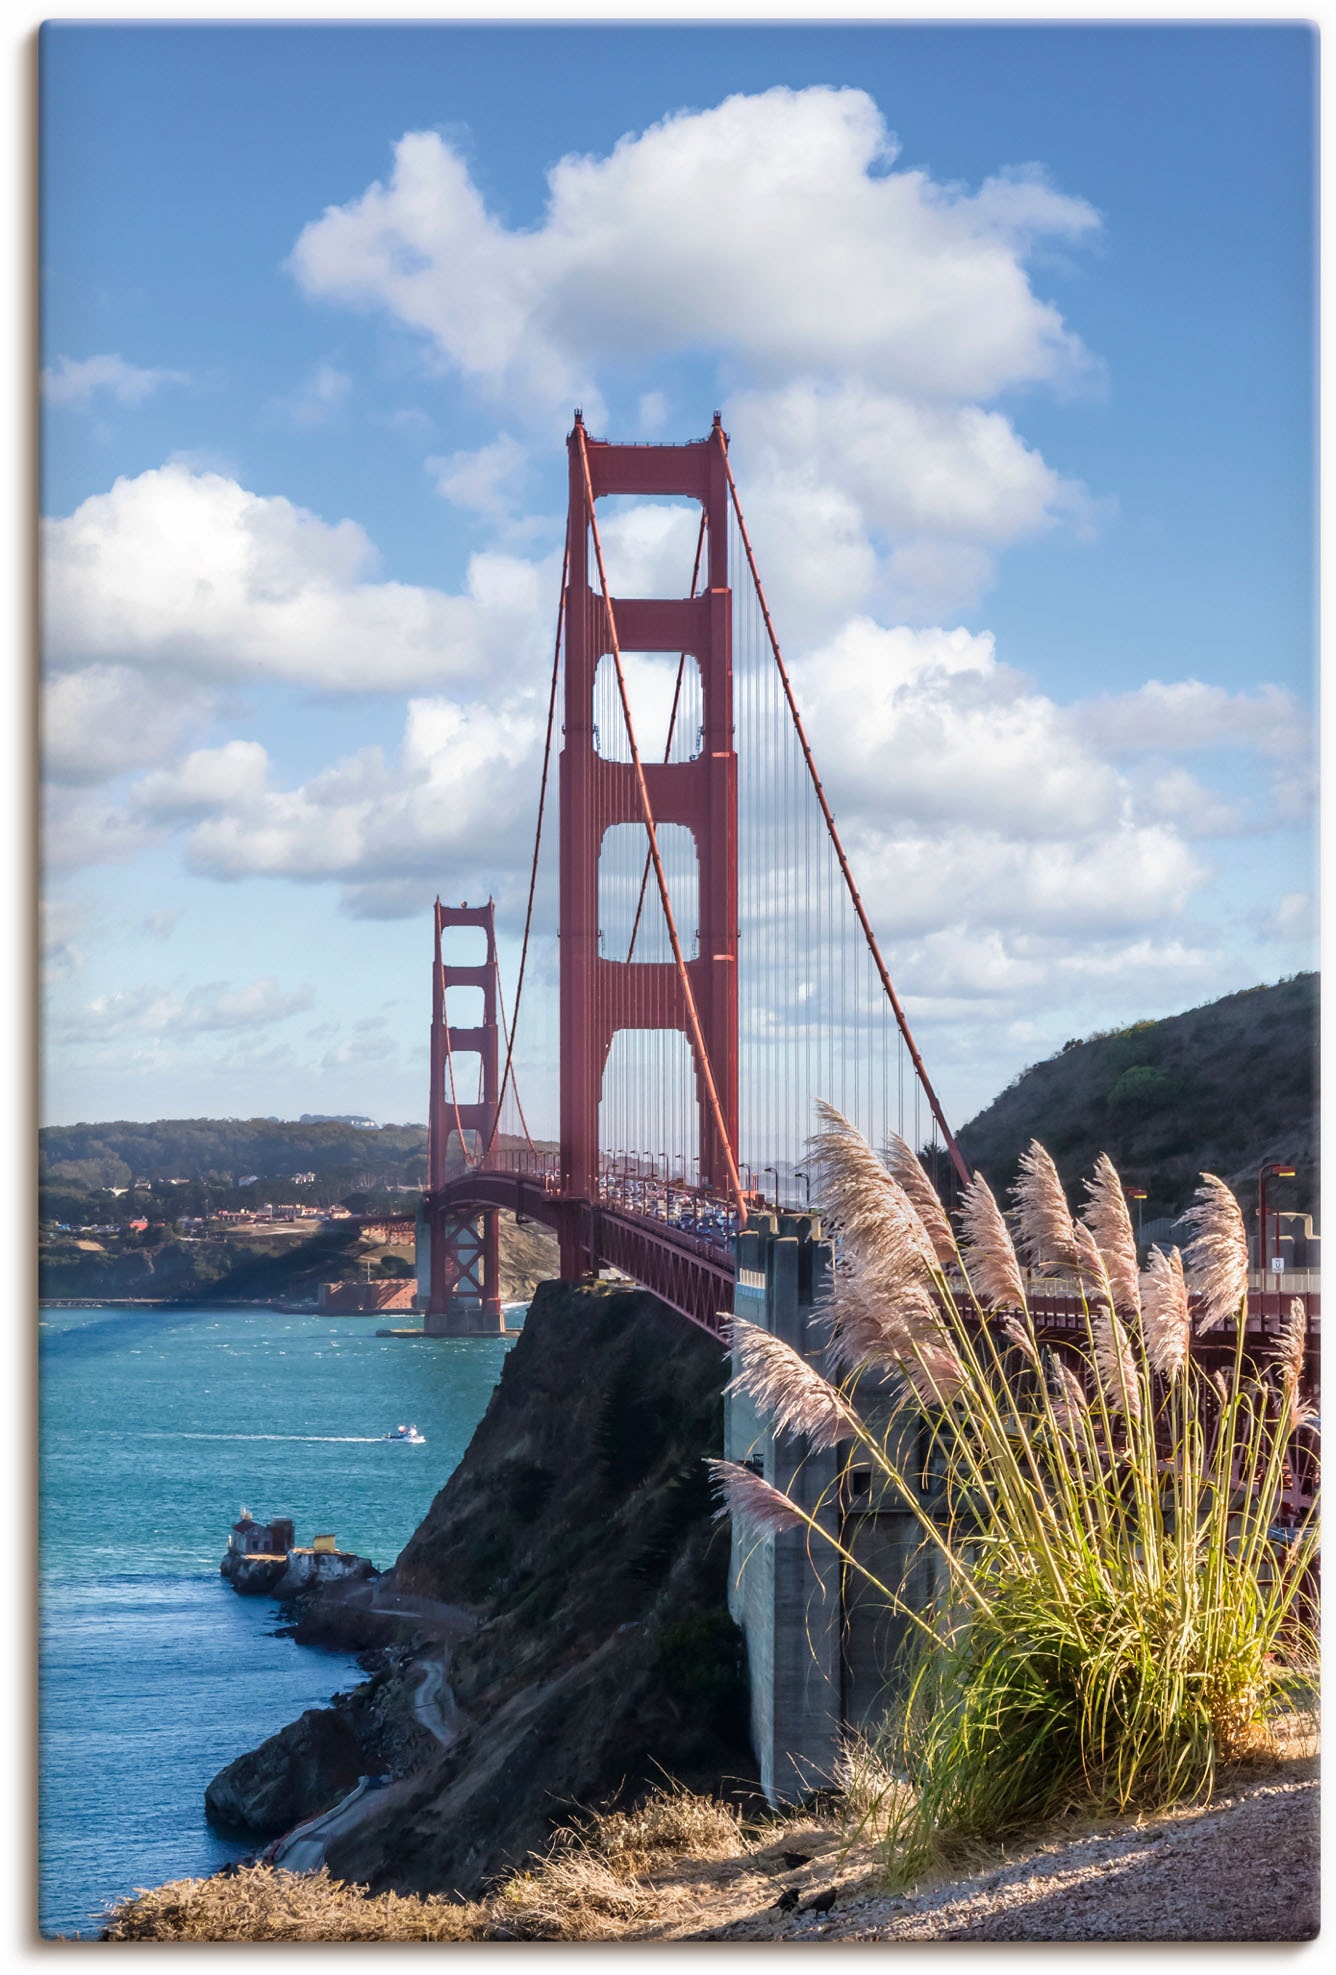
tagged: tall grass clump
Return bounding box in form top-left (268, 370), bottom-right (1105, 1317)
top-left (711, 1105), bottom-right (1319, 1884)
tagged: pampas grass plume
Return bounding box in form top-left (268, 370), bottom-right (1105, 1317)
top-left (958, 1172), bottom-right (1027, 1312)
top-left (707, 1458), bottom-right (805, 1537)
top-left (1092, 1302), bottom-right (1141, 1420)
top-left (726, 1317), bottom-right (855, 1450)
top-left (1182, 1173), bottom-right (1250, 1330)
top-left (1082, 1153), bottom-right (1141, 1316)
top-left (1011, 1140), bottom-right (1081, 1274)
top-left (1140, 1244), bottom-right (1191, 1379)
top-left (882, 1131), bottom-right (958, 1268)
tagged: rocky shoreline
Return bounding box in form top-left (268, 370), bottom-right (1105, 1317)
top-left (200, 1280), bottom-right (758, 1898)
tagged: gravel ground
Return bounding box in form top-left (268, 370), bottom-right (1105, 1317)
top-left (824, 1773), bottom-right (1318, 1941)
top-left (698, 1757), bottom-right (1319, 1944)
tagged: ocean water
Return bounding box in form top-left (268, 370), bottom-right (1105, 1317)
top-left (38, 1304), bottom-right (516, 1937)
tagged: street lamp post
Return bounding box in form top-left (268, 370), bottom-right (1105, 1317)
top-left (1258, 1161), bottom-right (1297, 1282)
top-left (793, 1168), bottom-right (811, 1209)
top-left (764, 1165), bottom-right (778, 1212)
top-left (1124, 1186), bottom-right (1147, 1251)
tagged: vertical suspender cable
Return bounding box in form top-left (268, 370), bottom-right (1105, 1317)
top-left (717, 430), bottom-right (969, 1191)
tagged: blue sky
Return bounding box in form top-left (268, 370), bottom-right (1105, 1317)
top-left (39, 20), bottom-right (1317, 1134)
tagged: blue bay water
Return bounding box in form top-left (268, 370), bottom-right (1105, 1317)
top-left (39, 1305), bottom-right (516, 1937)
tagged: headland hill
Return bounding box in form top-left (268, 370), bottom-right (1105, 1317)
top-left (40, 972), bottom-right (1317, 1309)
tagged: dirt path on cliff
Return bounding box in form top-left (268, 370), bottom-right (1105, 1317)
top-left (327, 1575), bottom-right (479, 1644)
top-left (408, 1653), bottom-right (459, 1746)
top-left (272, 1642), bottom-right (462, 1872)
top-left (270, 1781), bottom-right (382, 1875)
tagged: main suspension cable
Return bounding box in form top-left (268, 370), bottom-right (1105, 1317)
top-left (482, 542), bottom-right (569, 1166)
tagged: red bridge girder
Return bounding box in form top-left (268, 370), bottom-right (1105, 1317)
top-left (428, 1170), bottom-right (734, 1338)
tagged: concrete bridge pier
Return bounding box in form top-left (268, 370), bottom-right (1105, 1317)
top-left (725, 1210), bottom-right (951, 1807)
top-left (725, 1208), bottom-right (842, 1806)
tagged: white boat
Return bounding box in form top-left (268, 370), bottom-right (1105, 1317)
top-left (384, 1423), bottom-right (425, 1444)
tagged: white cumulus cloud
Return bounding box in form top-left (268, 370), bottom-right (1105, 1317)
top-left (42, 463), bottom-right (555, 695)
top-left (131, 696), bottom-right (544, 911)
top-left (290, 88), bottom-right (1099, 410)
top-left (42, 665), bottom-right (218, 785)
top-left (790, 620), bottom-right (1120, 839)
top-left (66, 975), bottom-right (315, 1040)
top-left (1075, 679), bottom-right (1306, 758)
top-left (427, 433), bottom-right (528, 517)
top-left (724, 379), bottom-right (1097, 624)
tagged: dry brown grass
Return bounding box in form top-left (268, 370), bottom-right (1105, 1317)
top-left (489, 1847), bottom-right (652, 1940)
top-left (97, 1786), bottom-right (750, 1942)
top-left (833, 1707), bottom-right (1321, 1908)
top-left (485, 1783), bottom-right (748, 1940)
top-left (834, 1734), bottom-right (913, 1844)
top-left (582, 1779), bottom-right (747, 1875)
top-left (99, 1864), bottom-right (487, 1941)
top-left (95, 1735), bottom-right (1320, 1945)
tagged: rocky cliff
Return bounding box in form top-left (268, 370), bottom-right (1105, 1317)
top-left (205, 1279), bottom-right (754, 1897)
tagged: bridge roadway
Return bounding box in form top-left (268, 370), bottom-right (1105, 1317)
top-left (433, 1168), bottom-right (737, 1335)
top-left (431, 1169), bottom-right (1320, 1348)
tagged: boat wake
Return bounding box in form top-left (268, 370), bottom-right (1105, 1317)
top-left (138, 1431), bottom-right (388, 1444)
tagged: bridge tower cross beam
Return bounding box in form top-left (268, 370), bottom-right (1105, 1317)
top-left (426, 897), bottom-right (503, 1332)
top-left (559, 416), bottom-right (739, 1279)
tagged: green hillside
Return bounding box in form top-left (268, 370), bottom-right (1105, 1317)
top-left (39, 1116), bottom-right (429, 1200)
top-left (955, 973), bottom-right (1318, 1227)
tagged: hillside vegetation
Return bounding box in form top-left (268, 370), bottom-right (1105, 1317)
top-left (40, 1116), bottom-right (429, 1203)
top-left (956, 973), bottom-right (1317, 1224)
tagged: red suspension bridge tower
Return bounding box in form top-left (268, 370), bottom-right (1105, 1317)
top-left (559, 415), bottom-right (740, 1278)
top-left (425, 897), bottom-right (504, 1333)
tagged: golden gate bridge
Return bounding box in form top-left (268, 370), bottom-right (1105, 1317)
top-left (422, 412), bottom-right (969, 1334)
top-left (419, 415), bottom-right (1317, 1355)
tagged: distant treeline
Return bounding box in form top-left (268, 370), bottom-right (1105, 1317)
top-left (39, 1117), bottom-right (429, 1225)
